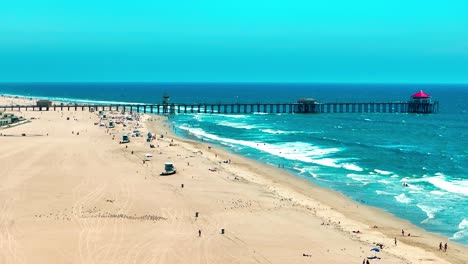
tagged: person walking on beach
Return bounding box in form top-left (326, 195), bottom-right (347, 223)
top-left (401, 229), bottom-right (405, 236)
top-left (439, 242), bottom-right (443, 251)
top-left (198, 229), bottom-right (201, 237)
top-left (394, 237), bottom-right (397, 246)
top-left (444, 242), bottom-right (447, 252)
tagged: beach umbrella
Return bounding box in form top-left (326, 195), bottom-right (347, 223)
top-left (370, 247), bottom-right (380, 252)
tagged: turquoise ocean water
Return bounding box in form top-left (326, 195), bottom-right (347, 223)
top-left (1, 83), bottom-right (467, 244)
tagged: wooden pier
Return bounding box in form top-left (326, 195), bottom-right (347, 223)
top-left (0, 100), bottom-right (439, 114)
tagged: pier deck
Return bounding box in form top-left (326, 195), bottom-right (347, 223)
top-left (1, 101), bottom-right (439, 114)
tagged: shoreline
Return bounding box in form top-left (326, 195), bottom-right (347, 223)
top-left (146, 115), bottom-right (468, 263)
top-left (1, 94), bottom-right (467, 263)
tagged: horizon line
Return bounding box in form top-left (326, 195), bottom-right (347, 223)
top-left (0, 81), bottom-right (468, 85)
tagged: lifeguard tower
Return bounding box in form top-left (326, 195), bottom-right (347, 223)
top-left (121, 134), bottom-right (130, 144)
top-left (162, 94), bottom-right (170, 114)
top-left (162, 94), bottom-right (175, 114)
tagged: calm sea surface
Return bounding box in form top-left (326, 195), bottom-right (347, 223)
top-left (1, 83), bottom-right (467, 244)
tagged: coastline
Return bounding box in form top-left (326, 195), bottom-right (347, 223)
top-left (147, 114), bottom-right (468, 264)
top-left (0, 94), bottom-right (467, 263)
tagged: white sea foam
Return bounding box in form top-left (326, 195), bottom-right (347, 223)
top-left (293, 167), bottom-right (306, 174)
top-left (395, 193), bottom-right (412, 204)
top-left (417, 203), bottom-right (442, 223)
top-left (218, 121), bottom-right (256, 130)
top-left (308, 171), bottom-right (319, 178)
top-left (342, 163), bottom-right (364, 172)
top-left (177, 125), bottom-right (341, 164)
top-left (215, 114), bottom-right (248, 119)
top-left (459, 219), bottom-right (468, 229)
top-left (347, 174), bottom-right (373, 184)
top-left (261, 129), bottom-right (289, 134)
top-left (429, 190), bottom-right (446, 196)
top-left (423, 174), bottom-right (468, 196)
top-left (376, 190), bottom-right (396, 195)
top-left (377, 179), bottom-right (392, 184)
top-left (374, 169), bottom-right (392, 175)
top-left (451, 219), bottom-right (468, 241)
top-left (178, 125), bottom-right (365, 172)
top-left (312, 158), bottom-right (364, 171)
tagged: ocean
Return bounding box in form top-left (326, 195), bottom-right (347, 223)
top-left (1, 83), bottom-right (467, 245)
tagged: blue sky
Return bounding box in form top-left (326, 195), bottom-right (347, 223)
top-left (1, 0), bottom-right (467, 83)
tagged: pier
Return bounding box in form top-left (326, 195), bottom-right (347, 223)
top-left (0, 91), bottom-right (438, 114)
top-left (0, 101), bottom-right (439, 114)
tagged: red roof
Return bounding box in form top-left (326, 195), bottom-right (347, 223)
top-left (412, 90), bottom-right (430, 98)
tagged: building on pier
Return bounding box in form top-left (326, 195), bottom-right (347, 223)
top-left (408, 90), bottom-right (437, 113)
top-left (36, 100), bottom-right (52, 107)
top-left (296, 98), bottom-right (318, 113)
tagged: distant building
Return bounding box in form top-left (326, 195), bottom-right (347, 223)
top-left (36, 100), bottom-right (52, 107)
top-left (0, 112), bottom-right (19, 126)
top-left (408, 90), bottom-right (436, 113)
top-left (297, 98), bottom-right (318, 113)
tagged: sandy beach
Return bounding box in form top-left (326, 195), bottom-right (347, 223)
top-left (0, 96), bottom-right (467, 264)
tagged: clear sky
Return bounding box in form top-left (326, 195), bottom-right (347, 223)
top-left (1, 0), bottom-right (467, 83)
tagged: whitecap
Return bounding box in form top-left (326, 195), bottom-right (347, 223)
top-left (342, 163), bottom-right (364, 172)
top-left (293, 167), bottom-right (306, 174)
top-left (374, 169), bottom-right (392, 175)
top-left (425, 174), bottom-right (468, 196)
top-left (376, 190), bottom-right (396, 195)
top-left (218, 121), bottom-right (256, 130)
top-left (215, 114), bottom-right (248, 119)
top-left (177, 125), bottom-right (340, 164)
top-left (451, 219), bottom-right (468, 241)
top-left (346, 174), bottom-right (372, 184)
top-left (429, 190), bottom-right (446, 196)
top-left (261, 129), bottom-right (289, 134)
top-left (417, 203), bottom-right (442, 223)
top-left (314, 159), bottom-right (363, 171)
top-left (377, 179), bottom-right (392, 184)
top-left (395, 193), bottom-right (412, 204)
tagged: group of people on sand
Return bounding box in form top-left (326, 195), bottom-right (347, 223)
top-left (439, 242), bottom-right (448, 252)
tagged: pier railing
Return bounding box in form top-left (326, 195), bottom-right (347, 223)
top-left (0, 101), bottom-right (439, 114)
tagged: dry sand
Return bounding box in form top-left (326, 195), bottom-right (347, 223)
top-left (0, 96), bottom-right (467, 264)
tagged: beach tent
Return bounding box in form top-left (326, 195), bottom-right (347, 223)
top-left (145, 153), bottom-right (153, 158)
